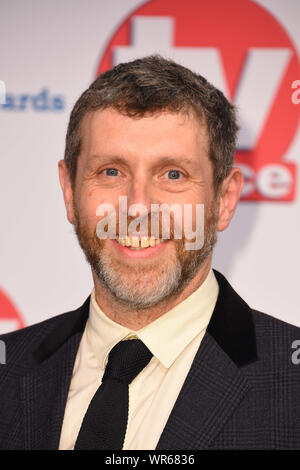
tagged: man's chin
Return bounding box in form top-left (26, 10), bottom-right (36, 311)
top-left (93, 249), bottom-right (183, 311)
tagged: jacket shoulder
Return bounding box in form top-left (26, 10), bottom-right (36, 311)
top-left (251, 308), bottom-right (300, 336)
top-left (0, 298), bottom-right (89, 370)
top-left (250, 308), bottom-right (300, 367)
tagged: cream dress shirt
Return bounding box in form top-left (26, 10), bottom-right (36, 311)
top-left (58, 269), bottom-right (219, 450)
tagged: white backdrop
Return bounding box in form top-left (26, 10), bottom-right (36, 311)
top-left (0, 0), bottom-right (299, 332)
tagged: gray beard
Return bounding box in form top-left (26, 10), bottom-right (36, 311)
top-left (74, 204), bottom-right (218, 312)
top-left (94, 251), bottom-right (183, 310)
top-left (88, 232), bottom-right (217, 311)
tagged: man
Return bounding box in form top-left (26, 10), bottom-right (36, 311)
top-left (0, 55), bottom-right (300, 450)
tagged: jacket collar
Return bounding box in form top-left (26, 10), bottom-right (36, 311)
top-left (32, 296), bottom-right (90, 364)
top-left (33, 269), bottom-right (257, 368)
top-left (207, 270), bottom-right (257, 366)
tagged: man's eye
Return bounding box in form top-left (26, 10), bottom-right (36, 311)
top-left (167, 170), bottom-right (181, 180)
top-left (104, 168), bottom-right (119, 176)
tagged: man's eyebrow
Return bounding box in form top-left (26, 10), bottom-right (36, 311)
top-left (89, 154), bottom-right (199, 169)
top-left (150, 156), bottom-right (201, 173)
top-left (152, 156), bottom-right (197, 167)
top-left (89, 154), bottom-right (128, 165)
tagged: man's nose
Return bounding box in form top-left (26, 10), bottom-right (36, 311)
top-left (126, 177), bottom-right (152, 214)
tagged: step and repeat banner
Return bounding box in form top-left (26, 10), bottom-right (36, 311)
top-left (0, 0), bottom-right (299, 332)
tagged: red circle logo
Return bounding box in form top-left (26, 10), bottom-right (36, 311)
top-left (96, 0), bottom-right (300, 201)
top-left (0, 289), bottom-right (24, 333)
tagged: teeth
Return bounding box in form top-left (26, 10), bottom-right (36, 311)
top-left (131, 237), bottom-right (139, 248)
top-left (149, 237), bottom-right (156, 247)
top-left (141, 237), bottom-right (149, 248)
top-left (116, 236), bottom-right (164, 249)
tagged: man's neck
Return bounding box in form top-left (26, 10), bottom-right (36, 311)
top-left (92, 257), bottom-right (212, 330)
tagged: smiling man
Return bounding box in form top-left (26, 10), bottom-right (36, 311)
top-left (1, 56), bottom-right (300, 450)
top-left (61, 106), bottom-right (233, 327)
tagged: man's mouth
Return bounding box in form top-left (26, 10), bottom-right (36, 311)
top-left (115, 236), bottom-right (166, 250)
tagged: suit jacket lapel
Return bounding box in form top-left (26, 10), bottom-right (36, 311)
top-left (20, 298), bottom-right (90, 450)
top-left (157, 270), bottom-right (258, 450)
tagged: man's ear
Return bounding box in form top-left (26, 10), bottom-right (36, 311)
top-left (58, 160), bottom-right (75, 225)
top-left (217, 167), bottom-right (244, 232)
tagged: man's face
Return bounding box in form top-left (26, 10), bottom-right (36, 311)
top-left (65, 108), bottom-right (220, 310)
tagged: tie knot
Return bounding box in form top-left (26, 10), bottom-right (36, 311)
top-left (103, 339), bottom-right (153, 385)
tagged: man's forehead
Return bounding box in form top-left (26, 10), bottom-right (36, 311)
top-left (78, 106), bottom-right (210, 164)
top-left (80, 106), bottom-right (207, 136)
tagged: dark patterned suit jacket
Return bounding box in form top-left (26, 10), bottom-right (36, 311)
top-left (1, 270), bottom-right (300, 450)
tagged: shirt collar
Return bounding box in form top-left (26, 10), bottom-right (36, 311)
top-left (86, 269), bottom-right (219, 370)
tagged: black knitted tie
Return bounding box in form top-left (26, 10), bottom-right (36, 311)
top-left (74, 339), bottom-right (153, 450)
